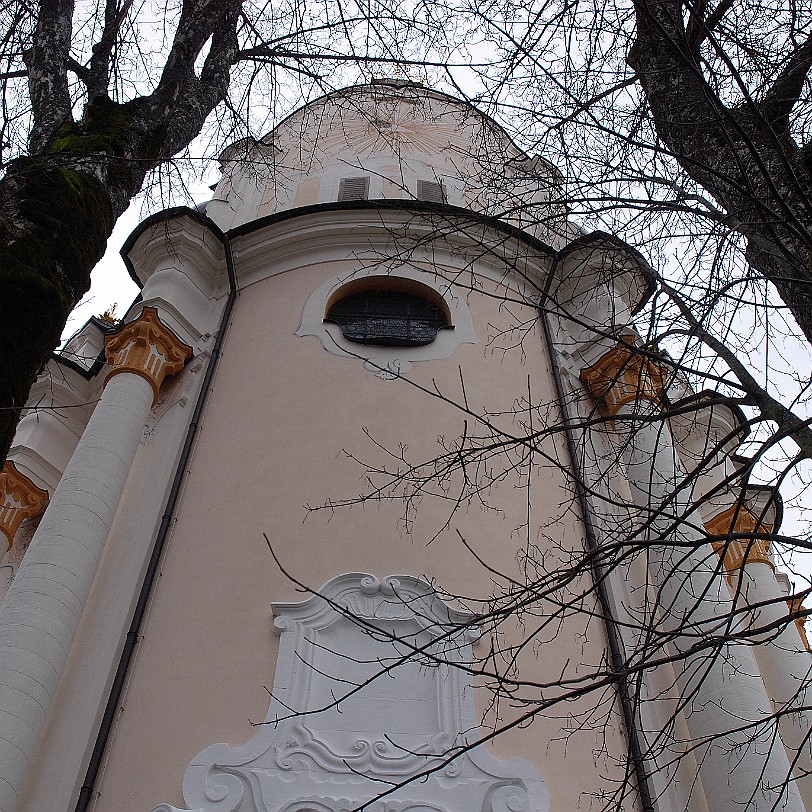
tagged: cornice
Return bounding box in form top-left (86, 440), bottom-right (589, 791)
top-left (550, 230), bottom-right (656, 316)
top-left (121, 207), bottom-right (226, 290)
top-left (668, 391), bottom-right (750, 458)
top-left (226, 202), bottom-right (557, 295)
top-left (120, 201), bottom-right (654, 323)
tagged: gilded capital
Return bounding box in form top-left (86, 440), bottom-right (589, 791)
top-left (0, 461), bottom-right (49, 550)
top-left (105, 307), bottom-right (193, 402)
top-left (706, 504), bottom-right (774, 575)
top-left (580, 338), bottom-right (666, 417)
top-left (787, 596), bottom-right (811, 651)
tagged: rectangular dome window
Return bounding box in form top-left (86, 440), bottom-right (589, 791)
top-left (417, 180), bottom-right (446, 204)
top-left (338, 176), bottom-right (370, 201)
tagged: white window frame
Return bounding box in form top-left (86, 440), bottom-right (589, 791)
top-left (296, 268), bottom-right (478, 379)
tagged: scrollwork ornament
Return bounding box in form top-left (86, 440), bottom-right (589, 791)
top-left (464, 626), bottom-right (482, 644)
top-left (380, 576), bottom-right (400, 595)
top-left (150, 766), bottom-right (251, 812)
top-left (149, 574), bottom-right (548, 812)
top-left (442, 760), bottom-right (461, 778)
top-left (200, 767), bottom-right (248, 812)
top-left (360, 575), bottom-right (382, 595)
top-left (489, 784), bottom-right (530, 812)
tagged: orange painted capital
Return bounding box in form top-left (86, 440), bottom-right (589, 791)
top-left (706, 504), bottom-right (774, 574)
top-left (104, 307), bottom-right (193, 403)
top-left (580, 338), bottom-right (666, 417)
top-left (787, 596), bottom-right (811, 651)
top-left (0, 461), bottom-right (49, 550)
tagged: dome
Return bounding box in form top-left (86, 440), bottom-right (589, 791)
top-left (205, 81), bottom-right (566, 244)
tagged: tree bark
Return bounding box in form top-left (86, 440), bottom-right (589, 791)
top-left (0, 0), bottom-right (240, 462)
top-left (0, 159), bottom-right (105, 460)
top-left (628, 0), bottom-right (812, 344)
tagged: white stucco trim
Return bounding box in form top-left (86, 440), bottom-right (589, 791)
top-left (151, 572), bottom-right (549, 812)
top-left (295, 267), bottom-right (478, 379)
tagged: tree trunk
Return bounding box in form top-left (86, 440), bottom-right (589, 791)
top-left (0, 0), bottom-right (240, 464)
top-left (628, 0), bottom-right (812, 344)
top-left (0, 154), bottom-right (117, 458)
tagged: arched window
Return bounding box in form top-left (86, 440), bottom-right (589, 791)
top-left (325, 283), bottom-right (451, 347)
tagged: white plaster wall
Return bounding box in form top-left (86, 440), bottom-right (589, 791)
top-left (9, 363), bottom-right (101, 494)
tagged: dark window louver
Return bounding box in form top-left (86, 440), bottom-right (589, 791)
top-left (417, 180), bottom-right (446, 204)
top-left (338, 176), bottom-right (370, 201)
top-left (326, 290), bottom-right (449, 347)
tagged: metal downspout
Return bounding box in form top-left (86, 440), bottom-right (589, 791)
top-left (75, 231), bottom-right (239, 812)
top-left (539, 303), bottom-right (656, 812)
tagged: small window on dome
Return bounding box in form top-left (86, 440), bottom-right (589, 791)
top-left (417, 180), bottom-right (446, 204)
top-left (326, 285), bottom-right (451, 347)
top-left (338, 176), bottom-right (370, 201)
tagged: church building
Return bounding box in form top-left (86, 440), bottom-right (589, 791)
top-left (0, 80), bottom-right (810, 812)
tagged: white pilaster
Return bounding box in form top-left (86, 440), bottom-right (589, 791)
top-left (581, 340), bottom-right (806, 812)
top-left (671, 397), bottom-right (812, 806)
top-left (0, 309), bottom-right (191, 812)
top-left (719, 548), bottom-right (812, 810)
top-left (620, 410), bottom-right (805, 812)
top-left (0, 519), bottom-right (40, 608)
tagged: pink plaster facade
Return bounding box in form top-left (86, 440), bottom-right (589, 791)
top-left (89, 258), bottom-right (629, 810)
top-left (11, 82), bottom-right (777, 812)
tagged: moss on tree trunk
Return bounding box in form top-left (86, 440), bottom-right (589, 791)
top-left (0, 156), bottom-right (115, 459)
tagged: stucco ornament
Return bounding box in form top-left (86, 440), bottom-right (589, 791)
top-left (0, 460), bottom-right (48, 549)
top-left (296, 270), bottom-right (478, 379)
top-left (151, 573), bottom-right (549, 812)
top-left (105, 306), bottom-right (193, 403)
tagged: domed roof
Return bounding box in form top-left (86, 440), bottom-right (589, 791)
top-left (204, 81), bottom-right (565, 243)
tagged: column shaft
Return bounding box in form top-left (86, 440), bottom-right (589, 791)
top-left (0, 372), bottom-right (154, 812)
top-left (0, 306), bottom-right (190, 811)
top-left (734, 561), bottom-right (812, 810)
top-left (622, 412), bottom-right (805, 812)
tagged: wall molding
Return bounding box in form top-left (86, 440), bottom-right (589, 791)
top-left (151, 573), bottom-right (549, 812)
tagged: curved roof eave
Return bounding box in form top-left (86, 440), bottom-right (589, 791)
top-left (554, 230), bottom-right (657, 314)
top-left (120, 206), bottom-right (226, 288)
top-left (225, 198), bottom-right (558, 257)
top-left (120, 200), bottom-right (660, 313)
top-left (121, 200), bottom-right (559, 289)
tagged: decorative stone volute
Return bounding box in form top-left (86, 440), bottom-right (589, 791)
top-left (580, 336), bottom-right (667, 417)
top-left (150, 573), bottom-right (549, 812)
top-left (104, 307), bottom-right (193, 403)
top-left (705, 503), bottom-right (774, 575)
top-left (0, 461), bottom-right (48, 550)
